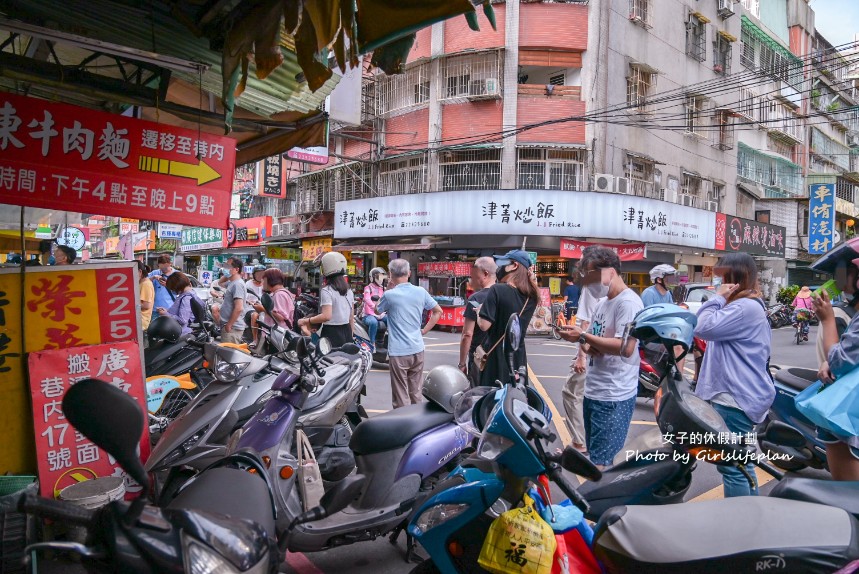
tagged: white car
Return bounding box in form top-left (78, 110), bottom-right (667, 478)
top-left (682, 283), bottom-right (717, 314)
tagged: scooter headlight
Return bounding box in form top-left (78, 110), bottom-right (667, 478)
top-left (161, 426), bottom-right (209, 468)
top-left (412, 503), bottom-right (470, 535)
top-left (184, 539), bottom-right (240, 574)
top-left (214, 356), bottom-right (249, 383)
top-left (476, 432), bottom-right (514, 461)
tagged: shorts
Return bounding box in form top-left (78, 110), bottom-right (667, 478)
top-left (815, 428), bottom-right (859, 460)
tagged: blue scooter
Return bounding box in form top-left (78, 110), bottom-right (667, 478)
top-left (759, 366), bottom-right (828, 471)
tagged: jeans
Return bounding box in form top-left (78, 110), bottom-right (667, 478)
top-left (583, 396), bottom-right (636, 466)
top-left (363, 316), bottom-right (385, 347)
top-left (711, 402), bottom-right (759, 497)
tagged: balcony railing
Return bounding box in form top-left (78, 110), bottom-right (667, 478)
top-left (518, 84), bottom-right (582, 99)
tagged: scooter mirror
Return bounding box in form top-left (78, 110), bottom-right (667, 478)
top-left (295, 337), bottom-right (309, 359)
top-left (63, 379), bottom-right (150, 492)
top-left (261, 292), bottom-right (274, 316)
top-left (560, 445), bottom-right (602, 482)
top-left (764, 420), bottom-right (806, 448)
top-left (317, 337), bottom-right (332, 356)
top-left (505, 314), bottom-right (521, 352)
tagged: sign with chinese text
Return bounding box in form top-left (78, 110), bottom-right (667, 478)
top-left (0, 92), bottom-right (235, 228)
top-left (549, 277), bottom-right (561, 296)
top-left (0, 263), bottom-right (140, 475)
top-left (714, 214), bottom-right (786, 257)
top-left (28, 341), bottom-right (148, 498)
top-left (181, 227), bottom-right (225, 252)
top-left (302, 237), bottom-right (333, 261)
top-left (259, 155), bottom-right (285, 198)
top-left (56, 227), bottom-right (86, 251)
top-left (157, 223), bottom-right (183, 240)
top-left (266, 246), bottom-right (301, 260)
top-left (560, 239), bottom-right (647, 261)
top-left (436, 305), bottom-right (466, 328)
top-left (119, 220), bottom-right (139, 235)
top-left (334, 190), bottom-right (717, 249)
top-left (809, 184), bottom-right (836, 254)
top-left (226, 216), bottom-right (272, 248)
top-left (418, 262), bottom-right (471, 277)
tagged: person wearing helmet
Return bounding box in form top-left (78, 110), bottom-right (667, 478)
top-left (246, 265), bottom-right (267, 348)
top-left (694, 252), bottom-right (773, 496)
top-left (297, 252), bottom-right (355, 347)
top-left (641, 264), bottom-right (678, 307)
top-left (362, 267), bottom-right (388, 351)
top-left (811, 237), bottom-right (859, 480)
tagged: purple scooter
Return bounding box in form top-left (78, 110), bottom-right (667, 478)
top-left (234, 334), bottom-right (473, 554)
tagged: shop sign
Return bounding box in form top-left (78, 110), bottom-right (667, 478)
top-left (226, 216), bottom-right (272, 248)
top-left (157, 223), bottom-right (183, 240)
top-left (302, 237), bottom-right (332, 261)
top-left (181, 227), bottom-right (224, 252)
top-left (714, 214), bottom-right (786, 257)
top-left (0, 263), bottom-right (141, 474)
top-left (560, 239), bottom-right (647, 261)
top-left (0, 92), bottom-right (235, 228)
top-left (35, 224), bottom-right (53, 239)
top-left (549, 277), bottom-right (561, 296)
top-left (334, 190), bottom-right (717, 249)
top-left (199, 269), bottom-right (214, 287)
top-left (119, 220), bottom-right (139, 235)
top-left (29, 341), bottom-right (148, 498)
top-left (56, 227), bottom-right (86, 251)
top-left (418, 262), bottom-right (471, 276)
top-left (259, 155), bottom-right (285, 198)
top-left (266, 246), bottom-right (301, 261)
top-left (808, 184), bottom-right (836, 254)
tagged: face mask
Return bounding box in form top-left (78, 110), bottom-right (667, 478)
top-left (496, 265), bottom-right (512, 282)
top-left (586, 281), bottom-right (609, 299)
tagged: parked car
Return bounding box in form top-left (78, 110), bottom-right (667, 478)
top-left (680, 283), bottom-right (716, 313)
top-left (187, 274), bottom-right (211, 302)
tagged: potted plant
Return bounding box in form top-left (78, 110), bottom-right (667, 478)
top-left (826, 101), bottom-right (841, 113)
top-left (811, 89), bottom-right (821, 109)
top-left (713, 64), bottom-right (724, 74)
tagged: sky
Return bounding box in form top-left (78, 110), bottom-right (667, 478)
top-left (810, 0), bottom-right (859, 48)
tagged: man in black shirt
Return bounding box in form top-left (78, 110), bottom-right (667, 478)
top-left (459, 257), bottom-right (497, 387)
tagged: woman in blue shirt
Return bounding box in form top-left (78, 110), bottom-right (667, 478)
top-left (156, 272), bottom-right (204, 335)
top-left (694, 253), bottom-right (774, 497)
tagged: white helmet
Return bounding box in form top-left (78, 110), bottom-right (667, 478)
top-left (320, 252), bottom-right (348, 277)
top-left (649, 264), bottom-right (677, 283)
top-left (370, 267), bottom-right (388, 286)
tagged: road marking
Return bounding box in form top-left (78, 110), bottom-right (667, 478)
top-left (424, 342), bottom-right (460, 347)
top-left (365, 409), bottom-right (386, 414)
top-left (527, 365), bottom-right (572, 447)
top-left (527, 353), bottom-right (572, 358)
top-left (533, 375), bottom-right (568, 379)
top-left (631, 420), bottom-right (658, 426)
top-left (543, 343), bottom-right (573, 348)
top-left (689, 467), bottom-right (774, 503)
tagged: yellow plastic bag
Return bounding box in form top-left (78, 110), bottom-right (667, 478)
top-left (478, 494), bottom-right (557, 574)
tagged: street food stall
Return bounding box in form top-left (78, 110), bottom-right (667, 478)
top-left (418, 262), bottom-right (471, 332)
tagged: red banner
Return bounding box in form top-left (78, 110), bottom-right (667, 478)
top-left (0, 92), bottom-right (235, 228)
top-left (28, 341), bottom-right (149, 499)
top-left (436, 305), bottom-right (466, 327)
top-left (560, 239), bottom-right (647, 261)
top-left (418, 262), bottom-right (471, 276)
top-left (226, 216), bottom-right (273, 248)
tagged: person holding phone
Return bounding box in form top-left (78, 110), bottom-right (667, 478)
top-left (156, 272), bottom-right (205, 335)
top-left (149, 254), bottom-right (177, 312)
top-left (459, 257), bottom-right (497, 387)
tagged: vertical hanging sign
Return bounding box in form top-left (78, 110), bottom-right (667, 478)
top-left (259, 154), bottom-right (285, 198)
top-left (808, 183), bottom-right (836, 254)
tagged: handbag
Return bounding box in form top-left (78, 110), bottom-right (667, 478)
top-left (475, 296), bottom-right (529, 372)
top-left (795, 366), bottom-right (859, 437)
top-left (296, 429), bottom-right (325, 510)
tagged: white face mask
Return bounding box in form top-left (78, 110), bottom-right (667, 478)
top-left (586, 281), bottom-right (609, 299)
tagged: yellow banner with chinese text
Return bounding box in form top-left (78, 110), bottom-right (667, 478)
top-left (301, 238), bottom-right (333, 261)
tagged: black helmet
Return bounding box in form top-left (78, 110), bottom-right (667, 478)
top-left (148, 315), bottom-right (183, 343)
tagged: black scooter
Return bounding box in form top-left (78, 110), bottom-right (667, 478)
top-left (18, 378), bottom-right (365, 574)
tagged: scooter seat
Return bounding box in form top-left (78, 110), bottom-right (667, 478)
top-left (774, 367), bottom-right (819, 392)
top-left (144, 335), bottom-right (195, 369)
top-left (593, 497), bottom-right (859, 573)
top-left (350, 402), bottom-right (453, 455)
top-left (167, 467), bottom-right (275, 539)
top-left (770, 477), bottom-right (859, 517)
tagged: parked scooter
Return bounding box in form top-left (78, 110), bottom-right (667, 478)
top-left (409, 312), bottom-right (859, 573)
top-left (354, 294), bottom-right (390, 365)
top-left (767, 303), bottom-right (793, 328)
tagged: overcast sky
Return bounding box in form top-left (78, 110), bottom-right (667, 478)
top-left (810, 0), bottom-right (859, 47)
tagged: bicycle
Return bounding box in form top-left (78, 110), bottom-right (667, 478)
top-left (793, 308), bottom-right (813, 345)
top-left (550, 302), bottom-right (576, 340)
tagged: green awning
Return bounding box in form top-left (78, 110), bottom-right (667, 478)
top-left (741, 15), bottom-right (802, 67)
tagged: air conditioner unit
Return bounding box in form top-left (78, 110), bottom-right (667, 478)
top-left (469, 79), bottom-right (485, 96)
top-left (680, 194), bottom-right (696, 207)
top-left (704, 201), bottom-right (719, 212)
top-left (271, 223), bottom-right (282, 236)
top-left (849, 134), bottom-right (859, 148)
top-left (615, 177), bottom-right (630, 194)
top-left (485, 78), bottom-right (499, 96)
top-left (663, 188), bottom-right (678, 203)
top-left (718, 0), bottom-right (735, 17)
top-left (594, 174), bottom-right (615, 193)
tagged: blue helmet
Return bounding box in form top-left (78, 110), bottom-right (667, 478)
top-left (631, 303), bottom-right (697, 351)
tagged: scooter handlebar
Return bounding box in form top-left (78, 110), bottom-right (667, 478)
top-left (546, 465), bottom-right (590, 514)
top-left (19, 492), bottom-right (98, 527)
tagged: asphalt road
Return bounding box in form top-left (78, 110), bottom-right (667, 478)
top-left (285, 323), bottom-right (824, 574)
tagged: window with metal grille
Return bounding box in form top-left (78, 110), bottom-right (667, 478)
top-left (737, 87), bottom-right (757, 120)
top-left (836, 178), bottom-right (859, 204)
top-left (740, 20), bottom-right (803, 90)
top-left (714, 33), bottom-right (732, 74)
top-left (627, 65), bottom-right (656, 111)
top-left (680, 173), bottom-right (703, 207)
top-left (335, 163), bottom-right (374, 202)
top-left (549, 73), bottom-right (565, 86)
top-left (378, 155), bottom-right (428, 196)
top-left (624, 155), bottom-right (658, 199)
top-left (517, 148), bottom-right (585, 191)
top-left (684, 95), bottom-right (707, 135)
top-left (294, 170), bottom-right (333, 214)
top-left (629, 0), bottom-right (652, 27)
top-left (686, 15), bottom-right (707, 61)
top-left (712, 109), bottom-right (735, 150)
top-left (441, 51), bottom-right (503, 101)
top-left (375, 63), bottom-right (431, 117)
top-left (439, 148), bottom-right (501, 191)
top-left (737, 143), bottom-right (803, 197)
top-left (767, 136), bottom-right (795, 162)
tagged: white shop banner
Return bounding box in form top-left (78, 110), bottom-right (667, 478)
top-left (158, 223), bottom-right (183, 239)
top-left (334, 190), bottom-right (716, 249)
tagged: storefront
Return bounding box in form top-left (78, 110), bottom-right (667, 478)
top-left (179, 216), bottom-right (273, 283)
top-left (417, 262), bottom-right (471, 330)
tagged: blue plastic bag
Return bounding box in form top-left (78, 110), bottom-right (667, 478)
top-left (795, 370), bottom-right (859, 437)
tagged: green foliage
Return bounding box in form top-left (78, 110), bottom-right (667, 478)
top-left (777, 285), bottom-right (800, 305)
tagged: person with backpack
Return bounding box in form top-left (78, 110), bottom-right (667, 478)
top-left (156, 272), bottom-right (205, 335)
top-left (694, 252), bottom-right (774, 496)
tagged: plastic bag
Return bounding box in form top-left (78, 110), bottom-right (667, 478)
top-left (529, 487), bottom-right (602, 574)
top-left (795, 367), bottom-right (859, 437)
top-left (478, 494), bottom-right (557, 574)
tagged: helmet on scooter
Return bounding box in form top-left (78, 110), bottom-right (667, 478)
top-left (370, 267), bottom-right (388, 286)
top-left (148, 315), bottom-right (183, 343)
top-left (630, 304), bottom-right (697, 351)
top-left (320, 252), bottom-right (348, 278)
top-left (423, 365), bottom-right (470, 414)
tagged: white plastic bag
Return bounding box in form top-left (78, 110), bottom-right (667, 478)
top-left (297, 429), bottom-right (324, 511)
